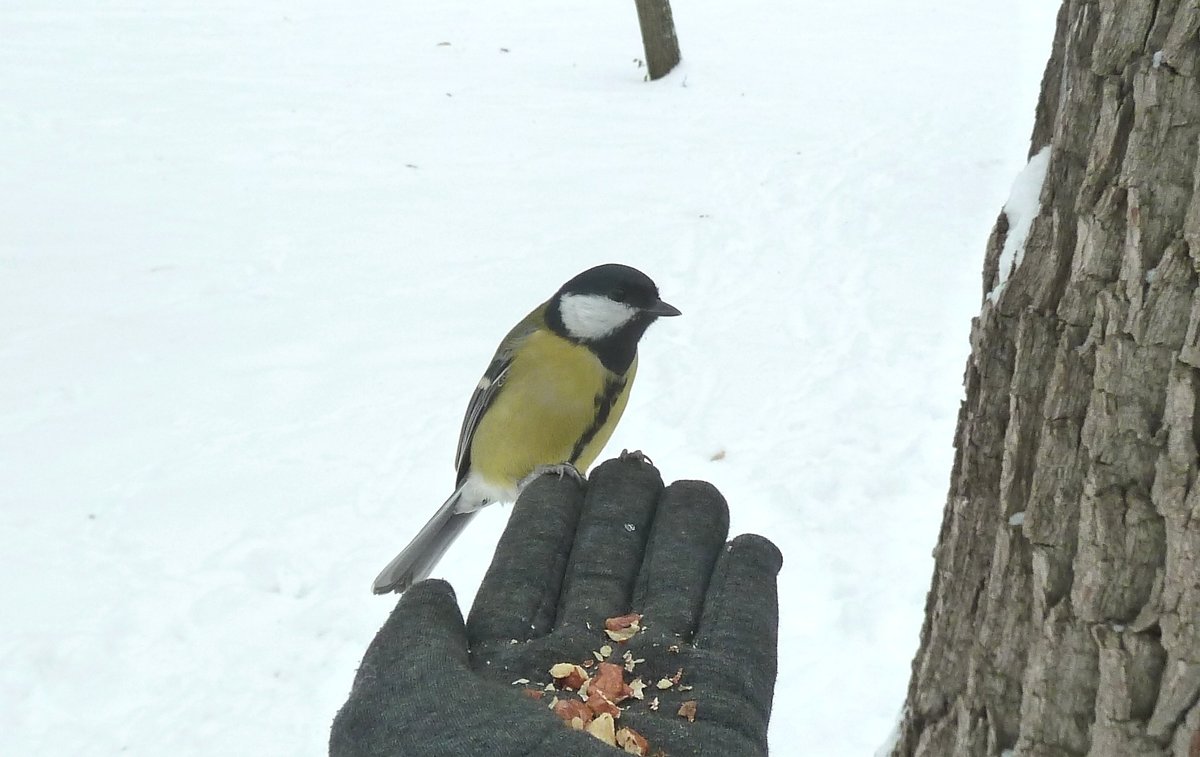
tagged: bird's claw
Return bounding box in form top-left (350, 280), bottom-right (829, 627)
top-left (522, 462), bottom-right (586, 488)
top-left (619, 449), bottom-right (653, 466)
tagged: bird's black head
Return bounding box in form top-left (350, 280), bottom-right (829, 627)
top-left (545, 263), bottom-right (680, 372)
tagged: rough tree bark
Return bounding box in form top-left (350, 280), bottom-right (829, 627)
top-left (633, 0), bottom-right (681, 81)
top-left (894, 2), bottom-right (1200, 756)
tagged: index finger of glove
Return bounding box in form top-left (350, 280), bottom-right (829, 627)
top-left (467, 472), bottom-right (586, 645)
top-left (555, 455), bottom-right (663, 627)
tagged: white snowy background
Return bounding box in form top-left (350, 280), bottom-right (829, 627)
top-left (2, 1), bottom-right (1059, 754)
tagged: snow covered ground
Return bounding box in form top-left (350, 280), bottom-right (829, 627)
top-left (1, 2), bottom-right (1059, 754)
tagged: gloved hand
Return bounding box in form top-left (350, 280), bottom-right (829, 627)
top-left (330, 453), bottom-right (782, 757)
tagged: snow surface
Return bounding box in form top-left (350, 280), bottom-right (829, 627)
top-left (872, 709), bottom-right (903, 757)
top-left (1, 1), bottom-right (1058, 755)
top-left (989, 146), bottom-right (1051, 302)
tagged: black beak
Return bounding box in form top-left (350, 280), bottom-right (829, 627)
top-left (645, 299), bottom-right (681, 317)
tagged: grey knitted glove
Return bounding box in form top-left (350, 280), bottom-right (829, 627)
top-left (331, 453), bottom-right (782, 756)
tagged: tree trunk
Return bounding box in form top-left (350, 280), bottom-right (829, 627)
top-left (633, 0), bottom-right (681, 81)
top-left (894, 2), bottom-right (1200, 756)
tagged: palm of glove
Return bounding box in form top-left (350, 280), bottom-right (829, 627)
top-left (332, 454), bottom-right (781, 757)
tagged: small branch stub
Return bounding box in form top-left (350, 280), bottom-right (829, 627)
top-left (634, 0), bottom-right (681, 80)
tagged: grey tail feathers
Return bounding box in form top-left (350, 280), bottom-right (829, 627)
top-left (371, 486), bottom-right (479, 595)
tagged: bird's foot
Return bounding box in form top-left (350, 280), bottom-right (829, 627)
top-left (522, 462), bottom-right (585, 488)
top-left (619, 449), bottom-right (654, 466)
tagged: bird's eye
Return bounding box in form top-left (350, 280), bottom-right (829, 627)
top-left (609, 288), bottom-right (627, 302)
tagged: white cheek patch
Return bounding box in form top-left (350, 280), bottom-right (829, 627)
top-left (559, 293), bottom-right (638, 341)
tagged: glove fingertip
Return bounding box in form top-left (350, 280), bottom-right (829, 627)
top-left (591, 454), bottom-right (664, 490)
top-left (387, 578), bottom-right (466, 646)
top-left (662, 480), bottom-right (730, 528)
top-left (729, 533), bottom-right (783, 576)
top-left (403, 578), bottom-right (458, 606)
top-left (665, 478), bottom-right (725, 500)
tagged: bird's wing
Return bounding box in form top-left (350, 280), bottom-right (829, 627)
top-left (453, 306), bottom-right (543, 482)
top-left (453, 356), bottom-right (511, 478)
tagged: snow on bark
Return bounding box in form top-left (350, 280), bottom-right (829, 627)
top-left (988, 147), bottom-right (1050, 303)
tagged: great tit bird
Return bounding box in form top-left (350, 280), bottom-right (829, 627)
top-left (372, 263), bottom-right (680, 594)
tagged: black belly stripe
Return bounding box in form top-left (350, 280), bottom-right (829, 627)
top-left (569, 375), bottom-right (626, 465)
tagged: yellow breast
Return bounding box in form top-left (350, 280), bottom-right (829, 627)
top-left (467, 330), bottom-right (637, 489)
